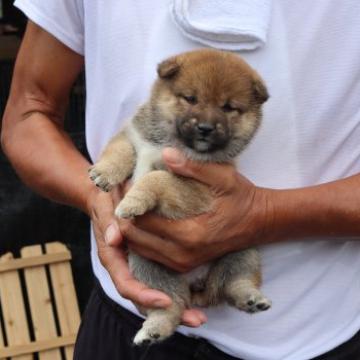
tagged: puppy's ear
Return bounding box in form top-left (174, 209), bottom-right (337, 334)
top-left (157, 57), bottom-right (180, 79)
top-left (253, 78), bottom-right (269, 104)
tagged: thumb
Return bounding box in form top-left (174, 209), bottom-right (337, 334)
top-left (104, 221), bottom-right (123, 246)
top-left (162, 147), bottom-right (237, 190)
top-left (91, 191), bottom-right (123, 247)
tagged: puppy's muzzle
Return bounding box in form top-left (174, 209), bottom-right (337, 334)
top-left (176, 118), bottom-right (229, 153)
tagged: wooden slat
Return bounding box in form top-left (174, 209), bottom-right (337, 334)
top-left (0, 253), bottom-right (32, 360)
top-left (0, 334), bottom-right (76, 360)
top-left (46, 243), bottom-right (80, 360)
top-left (0, 252), bottom-right (71, 273)
top-left (21, 246), bottom-right (61, 360)
top-left (0, 334), bottom-right (76, 358)
top-left (0, 313), bottom-right (4, 350)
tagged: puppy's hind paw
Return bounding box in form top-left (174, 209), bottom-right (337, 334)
top-left (240, 292), bottom-right (271, 314)
top-left (133, 321), bottom-right (175, 346)
top-left (227, 283), bottom-right (271, 314)
top-left (133, 328), bottom-right (161, 346)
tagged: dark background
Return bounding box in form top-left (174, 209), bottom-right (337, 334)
top-left (0, 1), bottom-right (92, 312)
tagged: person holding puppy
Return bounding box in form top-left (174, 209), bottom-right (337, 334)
top-left (2, 1), bottom-right (360, 359)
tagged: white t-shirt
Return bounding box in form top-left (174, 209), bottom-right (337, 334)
top-left (14, 1), bottom-right (360, 359)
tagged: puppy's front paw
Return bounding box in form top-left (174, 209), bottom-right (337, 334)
top-left (115, 196), bottom-right (149, 219)
top-left (88, 164), bottom-right (116, 192)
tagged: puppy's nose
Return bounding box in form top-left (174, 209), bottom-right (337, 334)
top-left (197, 122), bottom-right (215, 136)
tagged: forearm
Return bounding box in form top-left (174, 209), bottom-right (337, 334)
top-left (0, 22), bottom-right (93, 213)
top-left (2, 111), bottom-right (93, 214)
top-left (266, 174), bottom-right (360, 242)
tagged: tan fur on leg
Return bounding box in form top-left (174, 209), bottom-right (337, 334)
top-left (115, 170), bottom-right (212, 219)
top-left (88, 131), bottom-right (135, 192)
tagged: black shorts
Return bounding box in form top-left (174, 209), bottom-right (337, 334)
top-left (74, 282), bottom-right (360, 360)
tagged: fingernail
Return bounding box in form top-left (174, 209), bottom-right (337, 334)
top-left (163, 148), bottom-right (186, 166)
top-left (199, 313), bottom-right (208, 323)
top-left (105, 223), bottom-right (118, 245)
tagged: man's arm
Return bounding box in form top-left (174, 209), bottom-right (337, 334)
top-left (1, 21), bottom-right (88, 209)
top-left (1, 22), bottom-right (210, 326)
top-left (119, 148), bottom-right (360, 272)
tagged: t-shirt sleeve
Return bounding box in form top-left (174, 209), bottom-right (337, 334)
top-left (14, 0), bottom-right (84, 55)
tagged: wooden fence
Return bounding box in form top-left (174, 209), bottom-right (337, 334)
top-left (0, 242), bottom-right (80, 359)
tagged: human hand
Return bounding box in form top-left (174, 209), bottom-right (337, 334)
top-left (120, 148), bottom-right (272, 273)
top-left (86, 184), bottom-right (207, 327)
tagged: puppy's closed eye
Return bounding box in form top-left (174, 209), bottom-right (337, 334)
top-left (221, 103), bottom-right (242, 114)
top-left (221, 102), bottom-right (246, 114)
top-left (180, 94), bottom-right (198, 105)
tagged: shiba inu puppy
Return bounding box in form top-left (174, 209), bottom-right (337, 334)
top-left (89, 49), bottom-right (271, 345)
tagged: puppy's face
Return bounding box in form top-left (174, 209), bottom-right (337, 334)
top-left (147, 49), bottom-right (268, 162)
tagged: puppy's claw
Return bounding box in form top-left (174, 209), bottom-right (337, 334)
top-left (256, 301), bottom-right (271, 311)
top-left (114, 207), bottom-right (135, 219)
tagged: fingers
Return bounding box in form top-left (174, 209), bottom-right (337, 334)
top-left (99, 244), bottom-right (172, 308)
top-left (90, 190), bottom-right (172, 308)
top-left (162, 147), bottom-right (237, 191)
top-left (120, 221), bottom-right (203, 272)
top-left (104, 222), bottom-right (122, 246)
top-left (134, 212), bottom-right (204, 246)
top-left (96, 183), bottom-right (134, 247)
top-left (181, 309), bottom-right (207, 327)
top-left (120, 222), bottom-right (177, 266)
top-left (90, 190), bottom-right (123, 246)
top-left (118, 222), bottom-right (208, 327)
